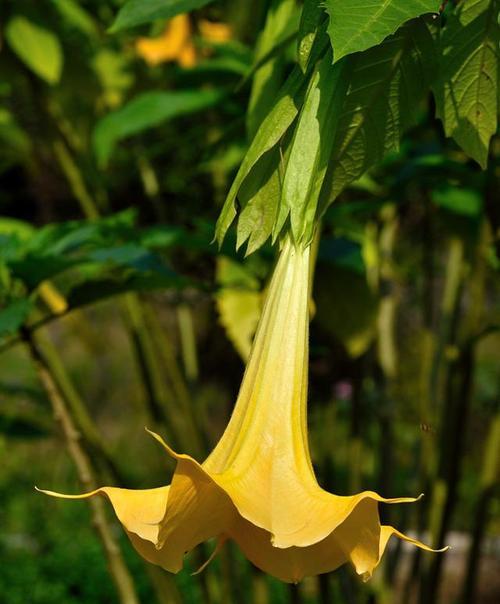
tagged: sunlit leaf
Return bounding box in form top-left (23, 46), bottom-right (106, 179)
top-left (215, 65), bottom-right (309, 246)
top-left (433, 0), bottom-right (499, 168)
top-left (215, 257), bottom-right (261, 360)
top-left (236, 147), bottom-right (283, 255)
top-left (275, 51), bottom-right (348, 244)
top-left (51, 0), bottom-right (98, 37)
top-left (93, 89), bottom-right (224, 166)
top-left (324, 0), bottom-right (440, 63)
top-left (247, 0), bottom-right (299, 138)
top-left (5, 17), bottom-right (63, 84)
top-left (110, 0), bottom-right (216, 33)
top-left (432, 188), bottom-right (483, 218)
top-left (92, 50), bottom-right (134, 109)
top-left (319, 19), bottom-right (436, 209)
top-left (298, 0), bottom-right (326, 72)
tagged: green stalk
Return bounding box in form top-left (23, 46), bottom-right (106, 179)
top-left (421, 335), bottom-right (472, 603)
top-left (318, 574), bottom-right (332, 604)
top-left (23, 329), bottom-right (140, 604)
top-left (123, 294), bottom-right (176, 434)
top-left (52, 128), bottom-right (181, 444)
top-left (50, 120), bottom-right (190, 604)
top-left (404, 231), bottom-right (464, 599)
top-left (417, 238), bottom-right (465, 603)
top-left (374, 205), bottom-right (399, 599)
top-left (34, 331), bottom-right (125, 482)
top-left (177, 303), bottom-right (200, 383)
top-left (25, 312), bottom-right (182, 603)
top-left (461, 411), bottom-right (500, 604)
top-left (422, 224), bottom-right (489, 602)
top-left (144, 304), bottom-right (205, 458)
top-left (288, 583), bottom-right (301, 604)
top-left (252, 574), bottom-right (269, 604)
top-left (136, 151), bottom-right (167, 222)
top-left (52, 139), bottom-right (100, 220)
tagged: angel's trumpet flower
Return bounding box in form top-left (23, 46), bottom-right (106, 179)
top-left (39, 238), bottom-right (445, 582)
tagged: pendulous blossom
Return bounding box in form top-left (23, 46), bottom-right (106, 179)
top-left (40, 238), bottom-right (445, 582)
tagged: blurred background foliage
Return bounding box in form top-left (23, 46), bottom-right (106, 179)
top-left (0, 1), bottom-right (499, 604)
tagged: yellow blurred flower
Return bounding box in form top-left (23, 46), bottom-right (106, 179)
top-left (198, 19), bottom-right (232, 44)
top-left (39, 238), bottom-right (445, 582)
top-left (135, 16), bottom-right (232, 68)
top-left (135, 14), bottom-right (196, 68)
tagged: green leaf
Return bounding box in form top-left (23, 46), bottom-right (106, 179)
top-left (215, 65), bottom-right (309, 246)
top-left (315, 260), bottom-right (378, 358)
top-left (298, 0), bottom-right (327, 71)
top-left (66, 272), bottom-right (186, 310)
top-left (0, 298), bottom-right (33, 337)
top-left (0, 411), bottom-right (51, 439)
top-left (247, 0), bottom-right (299, 138)
top-left (433, 0), bottom-right (499, 169)
top-left (93, 89), bottom-right (224, 166)
top-left (0, 217), bottom-right (34, 241)
top-left (92, 50), bottom-right (134, 108)
top-left (236, 147), bottom-right (283, 255)
top-left (276, 51), bottom-right (348, 244)
top-left (110, 0), bottom-right (215, 33)
top-left (51, 0), bottom-right (98, 37)
top-left (324, 0), bottom-right (440, 63)
top-left (432, 188), bottom-right (483, 218)
top-left (320, 19), bottom-right (436, 209)
top-left (215, 257), bottom-right (261, 361)
top-left (5, 17), bottom-right (63, 84)
top-left (9, 256), bottom-right (79, 289)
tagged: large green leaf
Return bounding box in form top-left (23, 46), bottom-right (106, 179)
top-left (297, 0), bottom-right (326, 72)
top-left (320, 19), bottom-right (436, 208)
top-left (247, 0), bottom-right (299, 138)
top-left (110, 0), bottom-right (215, 32)
top-left (215, 65), bottom-right (309, 246)
top-left (433, 0), bottom-right (499, 169)
top-left (275, 51), bottom-right (348, 244)
top-left (324, 0), bottom-right (440, 63)
top-left (5, 17), bottom-right (63, 84)
top-left (93, 89), bottom-right (224, 166)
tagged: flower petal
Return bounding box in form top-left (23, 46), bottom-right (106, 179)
top-left (231, 517), bottom-right (345, 583)
top-left (269, 490), bottom-right (423, 548)
top-left (36, 485), bottom-right (168, 543)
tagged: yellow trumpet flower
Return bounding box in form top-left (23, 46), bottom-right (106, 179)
top-left (135, 14), bottom-right (196, 68)
top-left (39, 238), bottom-right (445, 582)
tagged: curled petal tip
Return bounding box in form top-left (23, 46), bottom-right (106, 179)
top-left (192, 537), bottom-right (227, 575)
top-left (145, 427), bottom-right (177, 457)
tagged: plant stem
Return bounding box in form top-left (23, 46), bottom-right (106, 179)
top-left (123, 294), bottom-right (175, 430)
top-left (52, 139), bottom-right (100, 220)
top-left (177, 303), bottom-right (199, 383)
top-left (23, 329), bottom-right (140, 604)
top-left (461, 412), bottom-right (500, 604)
top-left (34, 331), bottom-right (125, 479)
top-left (375, 205), bottom-right (399, 597)
top-left (144, 304), bottom-right (205, 458)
